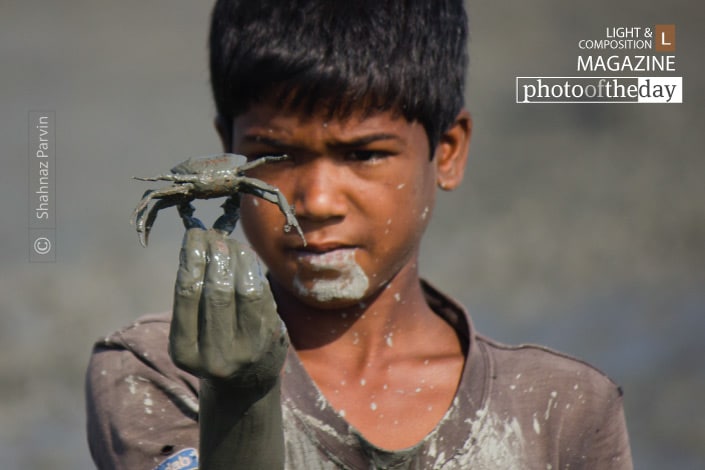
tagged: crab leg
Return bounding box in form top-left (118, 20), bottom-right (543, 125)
top-left (236, 154), bottom-right (289, 173)
top-left (132, 184), bottom-right (194, 246)
top-left (132, 189), bottom-right (158, 226)
top-left (134, 174), bottom-right (203, 183)
top-left (238, 177), bottom-right (306, 245)
top-left (177, 202), bottom-right (207, 232)
top-left (137, 197), bottom-right (182, 246)
top-left (131, 184), bottom-right (193, 222)
top-left (212, 195), bottom-right (241, 235)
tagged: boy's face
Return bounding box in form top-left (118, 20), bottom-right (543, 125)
top-left (221, 103), bottom-right (469, 309)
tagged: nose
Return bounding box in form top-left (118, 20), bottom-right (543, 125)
top-left (292, 159), bottom-right (347, 222)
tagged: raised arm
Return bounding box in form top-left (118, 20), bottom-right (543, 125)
top-left (170, 228), bottom-right (288, 469)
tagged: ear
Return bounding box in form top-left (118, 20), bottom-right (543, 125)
top-left (214, 114), bottom-right (233, 153)
top-left (434, 109), bottom-right (472, 191)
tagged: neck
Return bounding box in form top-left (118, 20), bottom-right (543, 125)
top-left (272, 264), bottom-right (437, 368)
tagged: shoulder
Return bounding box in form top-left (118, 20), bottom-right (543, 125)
top-left (87, 312), bottom-right (192, 393)
top-left (476, 335), bottom-right (623, 401)
top-left (87, 312), bottom-right (198, 409)
top-left (86, 313), bottom-right (200, 470)
top-left (471, 335), bottom-right (632, 468)
top-left (98, 311), bottom-right (173, 352)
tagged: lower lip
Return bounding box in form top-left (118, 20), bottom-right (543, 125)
top-left (295, 248), bottom-right (358, 269)
top-left (292, 247), bottom-right (370, 302)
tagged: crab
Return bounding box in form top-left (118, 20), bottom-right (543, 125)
top-left (131, 153), bottom-right (306, 247)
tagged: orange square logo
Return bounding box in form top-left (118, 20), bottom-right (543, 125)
top-left (655, 24), bottom-right (676, 52)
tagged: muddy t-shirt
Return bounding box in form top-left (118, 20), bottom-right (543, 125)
top-left (86, 281), bottom-right (632, 469)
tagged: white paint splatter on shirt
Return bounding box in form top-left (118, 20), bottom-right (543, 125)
top-left (431, 403), bottom-right (526, 468)
top-left (545, 391), bottom-right (558, 420)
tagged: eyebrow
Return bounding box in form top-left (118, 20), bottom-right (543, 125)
top-left (242, 133), bottom-right (402, 150)
top-left (241, 135), bottom-right (305, 152)
top-left (331, 133), bottom-right (402, 149)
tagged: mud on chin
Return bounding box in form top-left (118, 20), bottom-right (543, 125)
top-left (293, 249), bottom-right (370, 302)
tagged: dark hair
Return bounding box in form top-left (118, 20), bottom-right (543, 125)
top-left (209, 0), bottom-right (468, 153)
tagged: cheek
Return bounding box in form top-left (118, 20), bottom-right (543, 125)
top-left (239, 195), bottom-right (261, 226)
top-left (367, 180), bottom-right (435, 276)
top-left (388, 167), bottom-right (436, 229)
top-left (239, 195), bottom-right (279, 243)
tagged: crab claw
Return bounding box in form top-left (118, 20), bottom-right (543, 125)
top-left (132, 192), bottom-right (194, 247)
top-left (131, 189), bottom-right (157, 247)
top-left (134, 198), bottom-right (175, 247)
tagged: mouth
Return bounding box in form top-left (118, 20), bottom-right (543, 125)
top-left (290, 246), bottom-right (370, 302)
top-left (293, 246), bottom-right (359, 270)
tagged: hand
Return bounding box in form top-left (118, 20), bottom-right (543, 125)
top-left (169, 228), bottom-right (287, 469)
top-left (169, 227), bottom-right (288, 389)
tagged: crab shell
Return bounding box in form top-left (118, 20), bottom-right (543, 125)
top-left (132, 153), bottom-right (306, 247)
top-left (169, 153), bottom-right (252, 195)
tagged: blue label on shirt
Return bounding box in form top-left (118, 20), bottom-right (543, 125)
top-left (154, 447), bottom-right (198, 470)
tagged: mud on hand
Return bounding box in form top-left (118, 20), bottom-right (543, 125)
top-left (169, 228), bottom-right (289, 391)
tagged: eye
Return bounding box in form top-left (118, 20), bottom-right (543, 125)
top-left (346, 150), bottom-right (391, 162)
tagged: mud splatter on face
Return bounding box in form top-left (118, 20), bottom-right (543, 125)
top-left (385, 332), bottom-right (394, 347)
top-left (294, 248), bottom-right (369, 302)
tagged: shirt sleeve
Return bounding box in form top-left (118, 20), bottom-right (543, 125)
top-left (566, 384), bottom-right (633, 470)
top-left (480, 340), bottom-right (634, 470)
top-left (85, 315), bottom-right (200, 470)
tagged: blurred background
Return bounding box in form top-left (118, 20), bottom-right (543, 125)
top-left (1, 0), bottom-right (703, 468)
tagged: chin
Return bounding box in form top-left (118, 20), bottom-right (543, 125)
top-left (293, 272), bottom-right (370, 306)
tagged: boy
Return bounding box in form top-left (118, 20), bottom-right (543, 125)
top-left (86, 0), bottom-right (632, 468)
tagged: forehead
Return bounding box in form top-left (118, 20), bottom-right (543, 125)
top-left (231, 103), bottom-right (425, 144)
top-left (171, 154), bottom-right (247, 173)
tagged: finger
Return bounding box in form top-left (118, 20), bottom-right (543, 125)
top-left (233, 242), bottom-right (289, 378)
top-left (233, 241), bottom-right (268, 302)
top-left (169, 228), bottom-right (207, 374)
top-left (199, 229), bottom-right (238, 377)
